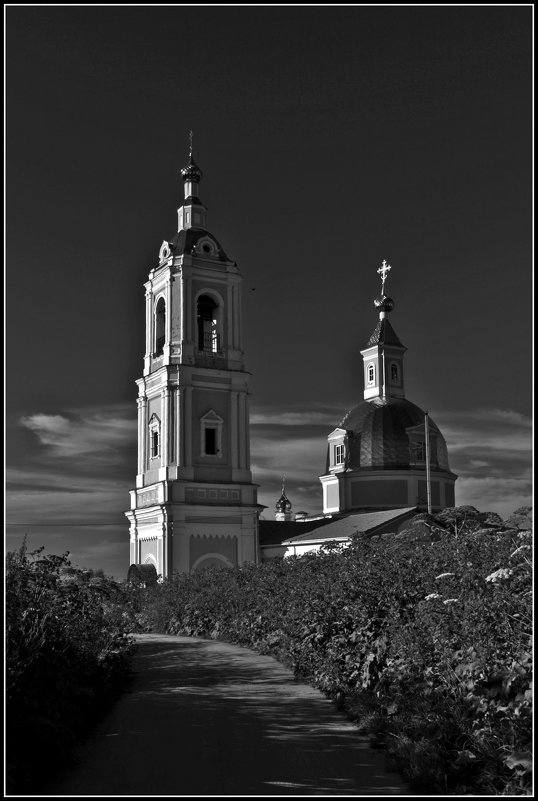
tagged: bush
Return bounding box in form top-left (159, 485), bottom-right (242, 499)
top-left (6, 542), bottom-right (136, 794)
top-left (132, 507), bottom-right (532, 795)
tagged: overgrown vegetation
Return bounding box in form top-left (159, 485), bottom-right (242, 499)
top-left (132, 506), bottom-right (532, 795)
top-left (6, 542), bottom-right (135, 794)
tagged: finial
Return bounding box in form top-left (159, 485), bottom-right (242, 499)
top-left (181, 132), bottom-right (203, 183)
top-left (281, 474), bottom-right (286, 494)
top-left (377, 259), bottom-right (392, 295)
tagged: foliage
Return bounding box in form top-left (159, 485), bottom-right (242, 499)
top-left (132, 507), bottom-right (532, 795)
top-left (6, 542), bottom-right (136, 794)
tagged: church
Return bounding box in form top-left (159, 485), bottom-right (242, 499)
top-left (126, 150), bottom-right (457, 576)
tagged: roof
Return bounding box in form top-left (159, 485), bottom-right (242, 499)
top-left (168, 227), bottom-right (230, 262)
top-left (335, 397), bottom-right (451, 472)
top-left (281, 507), bottom-right (417, 546)
top-left (259, 517), bottom-right (333, 546)
top-left (365, 318), bottom-right (404, 348)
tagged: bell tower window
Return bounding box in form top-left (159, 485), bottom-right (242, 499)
top-left (367, 363), bottom-right (375, 385)
top-left (335, 444), bottom-right (344, 465)
top-left (155, 298), bottom-right (166, 356)
top-left (391, 363), bottom-right (399, 381)
top-left (197, 294), bottom-right (220, 353)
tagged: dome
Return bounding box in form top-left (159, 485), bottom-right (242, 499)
top-left (335, 396), bottom-right (451, 472)
top-left (181, 155), bottom-right (203, 183)
top-left (276, 492), bottom-right (292, 513)
top-left (374, 295), bottom-right (395, 313)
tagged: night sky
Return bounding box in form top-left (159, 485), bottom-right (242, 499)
top-left (6, 6), bottom-right (532, 578)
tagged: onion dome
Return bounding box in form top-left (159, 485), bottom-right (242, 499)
top-left (374, 295), bottom-right (395, 313)
top-left (335, 396), bottom-right (451, 472)
top-left (276, 492), bottom-right (292, 513)
top-left (181, 154), bottom-right (203, 184)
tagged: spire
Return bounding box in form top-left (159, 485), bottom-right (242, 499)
top-left (361, 260), bottom-right (407, 400)
top-left (181, 130), bottom-right (203, 187)
top-left (178, 131), bottom-right (207, 231)
top-left (275, 475), bottom-right (293, 521)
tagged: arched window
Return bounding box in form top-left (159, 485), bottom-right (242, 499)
top-left (197, 294), bottom-right (220, 352)
top-left (367, 363), bottom-right (375, 384)
top-left (155, 298), bottom-right (166, 355)
top-left (391, 363), bottom-right (399, 381)
top-left (149, 415), bottom-right (161, 459)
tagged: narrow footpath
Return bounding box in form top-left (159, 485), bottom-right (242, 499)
top-left (44, 633), bottom-right (409, 796)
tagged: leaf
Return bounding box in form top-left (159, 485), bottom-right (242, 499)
top-left (505, 751), bottom-right (532, 772)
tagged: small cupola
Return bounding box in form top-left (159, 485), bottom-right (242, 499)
top-left (361, 260), bottom-right (407, 401)
top-left (275, 477), bottom-right (293, 521)
top-left (178, 131), bottom-right (207, 231)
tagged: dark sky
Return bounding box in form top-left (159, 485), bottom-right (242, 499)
top-left (6, 6), bottom-right (532, 577)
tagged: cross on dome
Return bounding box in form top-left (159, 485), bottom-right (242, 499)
top-left (377, 259), bottom-right (392, 294)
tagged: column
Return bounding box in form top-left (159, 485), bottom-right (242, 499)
top-left (176, 387), bottom-right (183, 466)
top-left (145, 289), bottom-right (152, 357)
top-left (245, 393), bottom-right (251, 468)
top-left (137, 398), bottom-right (144, 474)
top-left (226, 283), bottom-right (234, 351)
top-left (238, 392), bottom-right (247, 469)
top-left (185, 386), bottom-right (193, 465)
top-left (140, 396), bottom-right (148, 473)
top-left (161, 387), bottom-right (171, 467)
top-left (230, 391), bottom-right (239, 468)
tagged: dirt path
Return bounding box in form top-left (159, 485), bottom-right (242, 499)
top-left (44, 633), bottom-right (409, 796)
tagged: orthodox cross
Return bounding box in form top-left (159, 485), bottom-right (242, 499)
top-left (281, 474), bottom-right (286, 495)
top-left (377, 259), bottom-right (392, 295)
top-left (189, 130), bottom-right (194, 159)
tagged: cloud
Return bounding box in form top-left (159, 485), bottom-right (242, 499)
top-left (21, 405), bottom-right (136, 461)
top-left (250, 404), bottom-right (346, 427)
top-left (7, 404), bottom-right (137, 531)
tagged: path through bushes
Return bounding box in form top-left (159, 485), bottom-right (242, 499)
top-left (43, 633), bottom-right (408, 796)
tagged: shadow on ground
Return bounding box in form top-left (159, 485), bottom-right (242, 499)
top-left (42, 634), bottom-right (409, 796)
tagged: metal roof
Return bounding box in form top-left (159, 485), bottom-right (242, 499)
top-left (281, 507), bottom-right (417, 545)
top-left (335, 397), bottom-right (451, 472)
top-left (365, 318), bottom-right (404, 348)
top-left (168, 227), bottom-right (230, 261)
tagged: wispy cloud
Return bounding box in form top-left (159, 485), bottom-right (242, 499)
top-left (250, 404), bottom-right (346, 428)
top-left (20, 405), bottom-right (136, 461)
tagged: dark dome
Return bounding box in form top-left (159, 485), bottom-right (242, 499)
top-left (335, 396), bottom-right (451, 472)
top-left (181, 155), bottom-right (203, 183)
top-left (374, 295), bottom-right (395, 313)
top-left (276, 492), bottom-right (292, 512)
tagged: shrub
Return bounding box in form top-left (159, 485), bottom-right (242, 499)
top-left (6, 542), bottom-right (136, 794)
top-left (132, 507), bottom-right (532, 795)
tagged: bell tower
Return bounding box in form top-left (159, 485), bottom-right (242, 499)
top-left (126, 140), bottom-right (259, 576)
